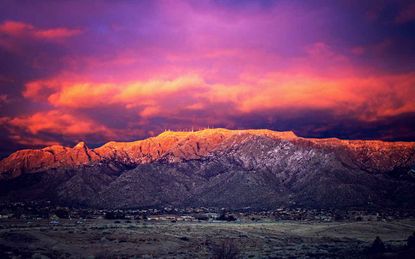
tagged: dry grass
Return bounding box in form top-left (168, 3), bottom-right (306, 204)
top-left (0, 219), bottom-right (414, 258)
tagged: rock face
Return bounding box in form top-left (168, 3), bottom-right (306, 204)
top-left (0, 128), bottom-right (415, 209)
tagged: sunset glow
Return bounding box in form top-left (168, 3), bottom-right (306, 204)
top-left (1, 0), bottom-right (415, 156)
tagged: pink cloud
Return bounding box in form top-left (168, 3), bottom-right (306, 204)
top-left (0, 20), bottom-right (81, 40)
top-left (395, 3), bottom-right (415, 24)
top-left (0, 94), bottom-right (9, 105)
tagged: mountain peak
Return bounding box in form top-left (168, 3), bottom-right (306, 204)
top-left (74, 141), bottom-right (88, 149)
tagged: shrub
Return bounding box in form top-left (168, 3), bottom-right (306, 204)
top-left (179, 236), bottom-right (190, 241)
top-left (212, 240), bottom-right (239, 259)
top-left (54, 209), bottom-right (69, 219)
top-left (408, 232), bottom-right (415, 249)
top-left (104, 211), bottom-right (125, 220)
top-left (217, 213), bottom-right (237, 222)
top-left (195, 214), bottom-right (209, 221)
top-left (369, 236), bottom-right (385, 254)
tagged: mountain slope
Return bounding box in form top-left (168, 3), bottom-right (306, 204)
top-left (1, 128), bottom-right (415, 209)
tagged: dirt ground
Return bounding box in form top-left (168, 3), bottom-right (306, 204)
top-left (0, 219), bottom-right (414, 258)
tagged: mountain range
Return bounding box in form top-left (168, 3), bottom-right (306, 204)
top-left (1, 128), bottom-right (415, 209)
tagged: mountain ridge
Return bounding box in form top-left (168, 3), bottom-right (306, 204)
top-left (1, 128), bottom-right (414, 178)
top-left (1, 128), bottom-right (415, 209)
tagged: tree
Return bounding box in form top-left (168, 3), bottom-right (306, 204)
top-left (369, 236), bottom-right (385, 254)
top-left (407, 232), bottom-right (415, 249)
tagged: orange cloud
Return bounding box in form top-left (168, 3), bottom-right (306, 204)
top-left (7, 111), bottom-right (113, 137)
top-left (216, 73), bottom-right (356, 112)
top-left (22, 71), bottom-right (415, 123)
top-left (205, 72), bottom-right (415, 121)
top-left (24, 74), bottom-right (205, 109)
top-left (139, 106), bottom-right (162, 117)
top-left (0, 20), bottom-right (81, 40)
top-left (115, 75), bottom-right (204, 104)
top-left (23, 79), bottom-right (59, 101)
top-left (48, 83), bottom-right (117, 108)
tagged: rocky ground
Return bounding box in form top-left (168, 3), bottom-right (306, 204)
top-left (1, 219), bottom-right (414, 258)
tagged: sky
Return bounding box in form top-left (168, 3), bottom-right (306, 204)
top-left (0, 0), bottom-right (415, 156)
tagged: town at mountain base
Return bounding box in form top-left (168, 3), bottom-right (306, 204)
top-left (0, 128), bottom-right (414, 209)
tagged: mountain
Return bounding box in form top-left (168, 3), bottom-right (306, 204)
top-left (1, 128), bottom-right (415, 209)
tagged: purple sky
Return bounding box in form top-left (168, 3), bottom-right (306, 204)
top-left (0, 0), bottom-right (415, 156)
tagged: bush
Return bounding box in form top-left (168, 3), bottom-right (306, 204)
top-left (408, 232), bottom-right (415, 249)
top-left (179, 236), bottom-right (190, 241)
top-left (104, 211), bottom-right (125, 220)
top-left (369, 236), bottom-right (385, 254)
top-left (212, 240), bottom-right (239, 259)
top-left (54, 209), bottom-right (69, 219)
top-left (217, 213), bottom-right (237, 222)
top-left (195, 214), bottom-right (209, 221)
